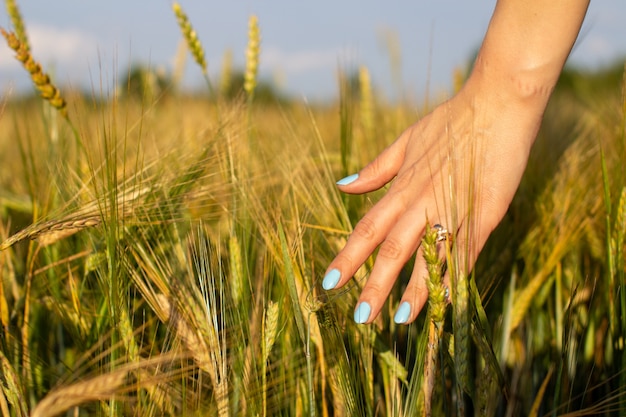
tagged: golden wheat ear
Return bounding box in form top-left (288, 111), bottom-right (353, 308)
top-left (1, 28), bottom-right (68, 119)
top-left (172, 2), bottom-right (207, 76)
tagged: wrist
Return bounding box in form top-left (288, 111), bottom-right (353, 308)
top-left (468, 52), bottom-right (558, 113)
top-left (456, 61), bottom-right (549, 153)
top-left (464, 0), bottom-right (588, 112)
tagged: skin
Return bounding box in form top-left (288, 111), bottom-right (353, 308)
top-left (324, 0), bottom-right (590, 324)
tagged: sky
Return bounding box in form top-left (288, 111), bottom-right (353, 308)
top-left (1, 1), bottom-right (625, 101)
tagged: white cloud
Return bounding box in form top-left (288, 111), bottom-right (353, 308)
top-left (262, 46), bottom-right (347, 74)
top-left (0, 24), bottom-right (97, 71)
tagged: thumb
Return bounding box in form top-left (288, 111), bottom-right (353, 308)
top-left (336, 135), bottom-right (408, 194)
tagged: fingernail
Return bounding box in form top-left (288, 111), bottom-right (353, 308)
top-left (394, 302), bottom-right (411, 324)
top-left (322, 269), bottom-right (341, 290)
top-left (354, 302), bottom-right (371, 324)
top-left (336, 173), bottom-right (359, 186)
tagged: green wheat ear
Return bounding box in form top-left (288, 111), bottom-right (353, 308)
top-left (5, 0), bottom-right (29, 51)
top-left (423, 223), bottom-right (447, 326)
top-left (1, 28), bottom-right (67, 119)
top-left (219, 49), bottom-right (233, 99)
top-left (172, 2), bottom-right (207, 76)
top-left (358, 65), bottom-right (374, 136)
top-left (421, 223), bottom-right (447, 416)
top-left (244, 15), bottom-right (260, 99)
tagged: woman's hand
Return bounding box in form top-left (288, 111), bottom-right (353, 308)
top-left (323, 72), bottom-right (546, 324)
top-left (322, 0), bottom-right (588, 325)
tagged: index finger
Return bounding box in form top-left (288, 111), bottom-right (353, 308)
top-left (322, 164), bottom-right (420, 291)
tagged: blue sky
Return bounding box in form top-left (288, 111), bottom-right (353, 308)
top-left (1, 1), bottom-right (625, 101)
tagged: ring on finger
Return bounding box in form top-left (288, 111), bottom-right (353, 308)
top-left (433, 223), bottom-right (450, 243)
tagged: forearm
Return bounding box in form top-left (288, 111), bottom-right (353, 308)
top-left (470, 0), bottom-right (589, 106)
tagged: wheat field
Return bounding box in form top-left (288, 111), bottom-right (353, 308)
top-left (1, 2), bottom-right (626, 416)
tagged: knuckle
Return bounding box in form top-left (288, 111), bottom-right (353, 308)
top-left (333, 252), bottom-right (356, 273)
top-left (353, 216), bottom-right (377, 241)
top-left (363, 280), bottom-right (386, 298)
top-left (377, 237), bottom-right (404, 261)
top-left (391, 165), bottom-right (415, 191)
top-left (404, 281), bottom-right (429, 302)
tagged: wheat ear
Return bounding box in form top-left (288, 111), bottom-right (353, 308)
top-left (0, 215), bottom-right (100, 250)
top-left (220, 49), bottom-right (234, 98)
top-left (1, 28), bottom-right (67, 118)
top-left (244, 15), bottom-right (261, 99)
top-left (30, 354), bottom-right (180, 417)
top-left (358, 66), bottom-right (374, 135)
top-left (421, 223), bottom-right (447, 416)
top-left (0, 350), bottom-right (28, 417)
top-left (262, 301), bottom-right (279, 416)
top-left (424, 224), bottom-right (447, 326)
top-left (5, 0), bottom-right (29, 51)
top-left (172, 2), bottom-right (207, 76)
top-left (157, 292), bottom-right (229, 414)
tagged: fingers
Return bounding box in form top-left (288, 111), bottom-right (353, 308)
top-left (335, 132), bottom-right (410, 194)
top-left (349, 206), bottom-right (436, 324)
top-left (393, 216), bottom-right (495, 325)
top-left (323, 165), bottom-right (423, 291)
top-left (325, 189), bottom-right (495, 326)
top-left (322, 83), bottom-right (530, 326)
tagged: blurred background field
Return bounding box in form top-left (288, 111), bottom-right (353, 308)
top-left (1, 2), bottom-right (626, 416)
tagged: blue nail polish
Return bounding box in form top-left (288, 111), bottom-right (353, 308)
top-left (336, 173), bottom-right (359, 186)
top-left (354, 302), bottom-right (371, 324)
top-left (322, 269), bottom-right (341, 290)
top-left (394, 302), bottom-right (411, 324)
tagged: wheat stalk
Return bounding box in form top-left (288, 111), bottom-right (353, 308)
top-left (615, 188), bottom-right (626, 268)
top-left (453, 270), bottom-right (470, 398)
top-left (1, 28), bottom-right (67, 118)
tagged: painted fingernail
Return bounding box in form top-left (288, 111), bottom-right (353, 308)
top-left (394, 302), bottom-right (411, 324)
top-left (336, 173), bottom-right (359, 186)
top-left (354, 302), bottom-right (371, 324)
top-left (322, 269), bottom-right (341, 290)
